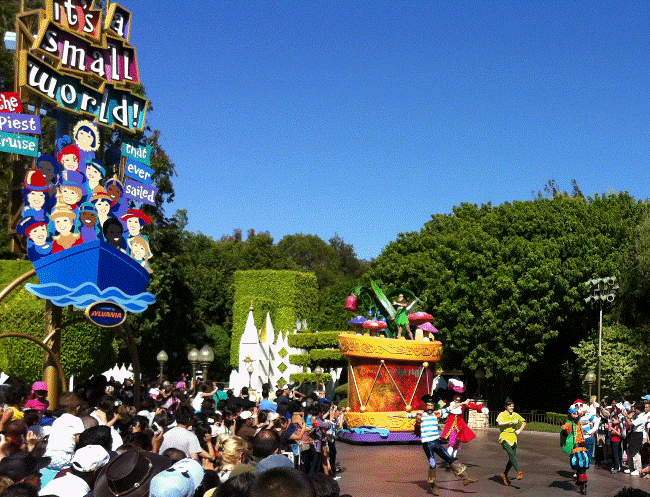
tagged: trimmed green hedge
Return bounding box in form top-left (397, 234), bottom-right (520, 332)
top-left (0, 261), bottom-right (118, 382)
top-left (546, 412), bottom-right (566, 425)
top-left (289, 372), bottom-right (333, 385)
top-left (230, 270), bottom-right (318, 366)
top-left (287, 331), bottom-right (341, 349)
top-left (335, 382), bottom-right (348, 398)
top-left (288, 349), bottom-right (346, 369)
top-left (289, 354), bottom-right (312, 367)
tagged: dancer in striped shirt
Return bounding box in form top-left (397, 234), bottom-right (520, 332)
top-left (392, 394), bottom-right (478, 495)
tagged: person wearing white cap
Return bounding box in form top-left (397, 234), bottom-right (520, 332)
top-left (149, 458), bottom-right (204, 497)
top-left (39, 445), bottom-right (109, 497)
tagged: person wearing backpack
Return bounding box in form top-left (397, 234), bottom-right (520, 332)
top-left (561, 406), bottom-right (589, 495)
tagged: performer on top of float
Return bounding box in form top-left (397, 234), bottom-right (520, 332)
top-left (440, 379), bottom-right (488, 459)
top-left (392, 294), bottom-right (414, 339)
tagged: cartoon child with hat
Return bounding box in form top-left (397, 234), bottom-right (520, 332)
top-left (51, 204), bottom-right (83, 253)
top-left (77, 202), bottom-right (100, 243)
top-left (121, 209), bottom-right (152, 255)
top-left (57, 143), bottom-right (81, 173)
top-left (106, 175), bottom-right (129, 227)
top-left (21, 169), bottom-right (49, 222)
top-left (90, 187), bottom-right (115, 231)
top-left (16, 216), bottom-right (51, 261)
top-left (56, 170), bottom-right (86, 213)
top-left (83, 158), bottom-right (106, 198)
top-left (35, 155), bottom-right (61, 207)
top-left (130, 235), bottom-right (153, 274)
top-left (72, 119), bottom-right (100, 175)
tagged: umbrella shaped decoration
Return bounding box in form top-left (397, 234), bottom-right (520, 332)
top-left (407, 312), bottom-right (433, 326)
top-left (348, 315), bottom-right (366, 331)
top-left (417, 322), bottom-right (438, 333)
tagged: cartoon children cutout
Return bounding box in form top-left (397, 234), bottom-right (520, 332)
top-left (130, 235), bottom-right (153, 274)
top-left (16, 217), bottom-right (52, 261)
top-left (35, 155), bottom-right (61, 209)
top-left (72, 120), bottom-right (100, 175)
top-left (55, 170), bottom-right (86, 214)
top-left (77, 202), bottom-right (100, 243)
top-left (50, 205), bottom-right (83, 253)
top-left (105, 175), bottom-right (129, 227)
top-left (83, 159), bottom-right (106, 199)
top-left (21, 169), bottom-right (49, 222)
top-left (121, 209), bottom-right (152, 255)
top-left (102, 217), bottom-right (127, 252)
top-left (57, 144), bottom-right (81, 173)
top-left (90, 187), bottom-right (114, 231)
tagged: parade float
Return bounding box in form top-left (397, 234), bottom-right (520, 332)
top-left (338, 281), bottom-right (444, 443)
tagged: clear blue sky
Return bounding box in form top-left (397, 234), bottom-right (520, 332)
top-left (126, 1), bottom-right (650, 260)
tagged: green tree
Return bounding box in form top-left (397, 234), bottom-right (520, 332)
top-left (369, 192), bottom-right (647, 409)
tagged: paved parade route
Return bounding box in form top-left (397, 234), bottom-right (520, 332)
top-left (337, 429), bottom-right (650, 497)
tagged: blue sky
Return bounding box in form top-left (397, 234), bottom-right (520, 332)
top-left (126, 1), bottom-right (650, 260)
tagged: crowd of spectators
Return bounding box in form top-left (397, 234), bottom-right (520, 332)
top-left (577, 394), bottom-right (650, 478)
top-left (0, 374), bottom-right (351, 497)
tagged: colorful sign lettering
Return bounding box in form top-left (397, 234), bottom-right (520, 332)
top-left (0, 113), bottom-right (41, 134)
top-left (85, 301), bottom-right (127, 327)
top-left (34, 20), bottom-right (140, 84)
top-left (125, 158), bottom-right (154, 185)
top-left (122, 140), bottom-right (152, 165)
top-left (0, 130), bottom-right (39, 156)
top-left (105, 3), bottom-right (132, 42)
top-left (124, 178), bottom-right (158, 206)
top-left (20, 52), bottom-right (147, 132)
top-left (47, 0), bottom-right (102, 41)
top-left (0, 93), bottom-right (22, 113)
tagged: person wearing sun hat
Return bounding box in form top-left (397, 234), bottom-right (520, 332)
top-left (496, 397), bottom-right (527, 486)
top-left (25, 381), bottom-right (49, 411)
top-left (121, 208), bottom-right (152, 255)
top-left (39, 444), bottom-right (110, 497)
top-left (562, 406), bottom-right (589, 494)
top-left (50, 204), bottom-right (83, 252)
top-left (149, 458), bottom-right (204, 497)
top-left (390, 394), bottom-right (477, 495)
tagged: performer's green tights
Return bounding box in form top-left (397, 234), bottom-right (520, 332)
top-left (501, 441), bottom-right (519, 474)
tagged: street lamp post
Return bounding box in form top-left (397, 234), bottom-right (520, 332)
top-left (314, 365), bottom-right (323, 392)
top-left (584, 277), bottom-right (618, 402)
top-left (585, 370), bottom-right (596, 399)
top-left (156, 350), bottom-right (168, 382)
top-left (199, 345), bottom-right (214, 382)
top-left (187, 348), bottom-right (199, 384)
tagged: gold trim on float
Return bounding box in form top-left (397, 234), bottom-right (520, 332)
top-left (345, 411), bottom-right (417, 431)
top-left (338, 332), bottom-right (442, 361)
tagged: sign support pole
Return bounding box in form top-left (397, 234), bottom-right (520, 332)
top-left (43, 300), bottom-right (62, 409)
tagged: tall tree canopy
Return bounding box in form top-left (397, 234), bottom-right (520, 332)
top-left (369, 192), bottom-right (648, 408)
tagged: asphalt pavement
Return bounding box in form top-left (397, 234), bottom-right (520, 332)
top-left (336, 429), bottom-right (650, 497)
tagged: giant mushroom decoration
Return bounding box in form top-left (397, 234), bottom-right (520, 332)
top-left (407, 311), bottom-right (433, 326)
top-left (417, 322), bottom-right (438, 341)
top-left (348, 315), bottom-right (366, 333)
top-left (362, 319), bottom-right (387, 337)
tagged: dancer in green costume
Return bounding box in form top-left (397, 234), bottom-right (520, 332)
top-left (497, 397), bottom-right (527, 486)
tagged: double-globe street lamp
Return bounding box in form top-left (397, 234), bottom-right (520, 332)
top-left (188, 348), bottom-right (200, 384)
top-left (584, 277), bottom-right (618, 402)
top-left (585, 370), bottom-right (596, 399)
top-left (199, 345), bottom-right (215, 382)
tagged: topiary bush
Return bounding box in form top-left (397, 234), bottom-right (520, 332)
top-left (230, 270), bottom-right (317, 366)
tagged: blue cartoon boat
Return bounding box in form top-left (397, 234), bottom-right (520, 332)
top-left (25, 239), bottom-right (155, 313)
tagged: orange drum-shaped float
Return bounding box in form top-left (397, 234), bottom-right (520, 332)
top-left (338, 332), bottom-right (442, 441)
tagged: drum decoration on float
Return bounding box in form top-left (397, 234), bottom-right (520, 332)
top-left (338, 281), bottom-right (444, 443)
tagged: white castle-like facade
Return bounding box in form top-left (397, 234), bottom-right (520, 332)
top-left (229, 306), bottom-right (342, 395)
